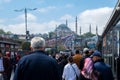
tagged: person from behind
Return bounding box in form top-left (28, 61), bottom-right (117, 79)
top-left (92, 50), bottom-right (114, 80)
top-left (62, 56), bottom-right (80, 80)
top-left (58, 54), bottom-right (68, 78)
top-left (13, 37), bottom-right (61, 80)
top-left (73, 50), bottom-right (83, 68)
top-left (79, 48), bottom-right (93, 80)
top-left (79, 48), bottom-right (90, 70)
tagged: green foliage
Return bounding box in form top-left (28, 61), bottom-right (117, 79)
top-left (0, 29), bottom-right (6, 34)
top-left (49, 32), bottom-right (55, 39)
top-left (82, 32), bottom-right (96, 37)
top-left (0, 29), bottom-right (12, 34)
top-left (58, 44), bottom-right (66, 51)
top-left (6, 31), bottom-right (13, 34)
top-left (21, 41), bottom-right (31, 51)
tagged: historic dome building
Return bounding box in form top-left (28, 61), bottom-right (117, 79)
top-left (54, 24), bottom-right (74, 37)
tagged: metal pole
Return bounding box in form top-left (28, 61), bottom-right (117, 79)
top-left (14, 8), bottom-right (37, 41)
top-left (25, 8), bottom-right (28, 41)
top-left (117, 30), bottom-right (119, 56)
top-left (56, 26), bottom-right (57, 53)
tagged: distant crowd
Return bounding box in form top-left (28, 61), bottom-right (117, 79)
top-left (0, 36), bottom-right (115, 80)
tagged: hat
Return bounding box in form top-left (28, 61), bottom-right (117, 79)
top-left (91, 50), bottom-right (102, 57)
top-left (83, 48), bottom-right (89, 53)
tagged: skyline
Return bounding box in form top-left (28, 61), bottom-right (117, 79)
top-left (0, 0), bottom-right (118, 35)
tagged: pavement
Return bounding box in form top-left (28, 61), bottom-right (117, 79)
top-left (10, 70), bottom-right (14, 80)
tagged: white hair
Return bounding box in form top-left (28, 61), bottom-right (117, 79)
top-left (31, 37), bottom-right (45, 50)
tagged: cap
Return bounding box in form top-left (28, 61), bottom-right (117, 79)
top-left (83, 48), bottom-right (89, 53)
top-left (91, 50), bottom-right (102, 57)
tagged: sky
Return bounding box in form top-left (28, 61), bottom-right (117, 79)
top-left (0, 0), bottom-right (118, 35)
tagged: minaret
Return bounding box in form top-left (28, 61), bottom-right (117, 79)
top-left (89, 24), bottom-right (91, 33)
top-left (75, 16), bottom-right (78, 34)
top-left (96, 25), bottom-right (98, 35)
top-left (80, 26), bottom-right (81, 36)
top-left (66, 20), bottom-right (68, 27)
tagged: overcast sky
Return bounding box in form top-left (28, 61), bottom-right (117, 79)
top-left (0, 0), bottom-right (118, 35)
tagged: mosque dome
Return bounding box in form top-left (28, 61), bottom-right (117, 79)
top-left (55, 24), bottom-right (71, 32)
top-left (55, 24), bottom-right (73, 37)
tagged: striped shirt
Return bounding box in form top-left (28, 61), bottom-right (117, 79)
top-left (81, 57), bottom-right (93, 79)
top-left (0, 58), bottom-right (4, 72)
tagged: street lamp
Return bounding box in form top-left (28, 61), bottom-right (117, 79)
top-left (14, 8), bottom-right (37, 41)
top-left (55, 25), bottom-right (58, 53)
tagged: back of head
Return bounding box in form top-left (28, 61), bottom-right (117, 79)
top-left (31, 37), bottom-right (45, 50)
top-left (83, 48), bottom-right (89, 54)
top-left (92, 50), bottom-right (102, 57)
top-left (75, 50), bottom-right (79, 54)
top-left (67, 56), bottom-right (73, 63)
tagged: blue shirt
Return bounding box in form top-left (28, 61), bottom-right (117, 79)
top-left (0, 58), bottom-right (4, 72)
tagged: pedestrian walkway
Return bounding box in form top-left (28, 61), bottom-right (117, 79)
top-left (0, 71), bottom-right (14, 80)
top-left (0, 73), bottom-right (3, 80)
top-left (10, 69), bottom-right (14, 80)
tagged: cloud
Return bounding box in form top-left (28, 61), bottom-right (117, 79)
top-left (77, 7), bottom-right (113, 35)
top-left (0, 19), bottom-right (5, 23)
top-left (1, 20), bottom-right (60, 34)
top-left (0, 7), bottom-right (114, 36)
top-left (38, 6), bottom-right (56, 13)
top-left (15, 13), bottom-right (37, 22)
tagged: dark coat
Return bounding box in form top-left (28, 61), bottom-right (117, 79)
top-left (3, 57), bottom-right (12, 80)
top-left (3, 57), bottom-right (12, 74)
top-left (13, 50), bottom-right (61, 80)
top-left (93, 59), bottom-right (114, 80)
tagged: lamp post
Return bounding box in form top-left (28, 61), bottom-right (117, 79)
top-left (55, 25), bottom-right (58, 53)
top-left (14, 8), bottom-right (37, 41)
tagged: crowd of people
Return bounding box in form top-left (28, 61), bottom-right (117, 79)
top-left (0, 36), bottom-right (115, 80)
top-left (0, 50), bottom-right (21, 80)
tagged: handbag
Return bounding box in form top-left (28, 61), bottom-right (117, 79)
top-left (70, 64), bottom-right (80, 80)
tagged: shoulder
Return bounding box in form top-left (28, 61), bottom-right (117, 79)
top-left (72, 63), bottom-right (77, 66)
top-left (84, 57), bottom-right (93, 63)
top-left (94, 61), bottom-right (104, 68)
top-left (64, 63), bottom-right (70, 68)
top-left (20, 52), bottom-right (55, 62)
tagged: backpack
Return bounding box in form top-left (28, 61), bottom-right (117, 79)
top-left (80, 57), bottom-right (94, 79)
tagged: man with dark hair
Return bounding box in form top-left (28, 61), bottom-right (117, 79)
top-left (73, 50), bottom-right (82, 68)
top-left (62, 56), bottom-right (80, 80)
top-left (13, 37), bottom-right (61, 80)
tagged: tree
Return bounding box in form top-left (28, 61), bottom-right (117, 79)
top-left (0, 29), bottom-right (13, 34)
top-left (0, 29), bottom-right (5, 34)
top-left (49, 32), bottom-right (55, 39)
top-left (21, 41), bottom-right (31, 51)
top-left (6, 31), bottom-right (13, 34)
top-left (82, 32), bottom-right (96, 38)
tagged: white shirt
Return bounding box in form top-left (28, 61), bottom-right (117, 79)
top-left (62, 63), bottom-right (80, 80)
top-left (0, 58), bottom-right (4, 72)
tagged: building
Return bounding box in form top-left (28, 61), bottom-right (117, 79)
top-left (55, 24), bottom-right (74, 37)
top-left (101, 0), bottom-right (120, 79)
